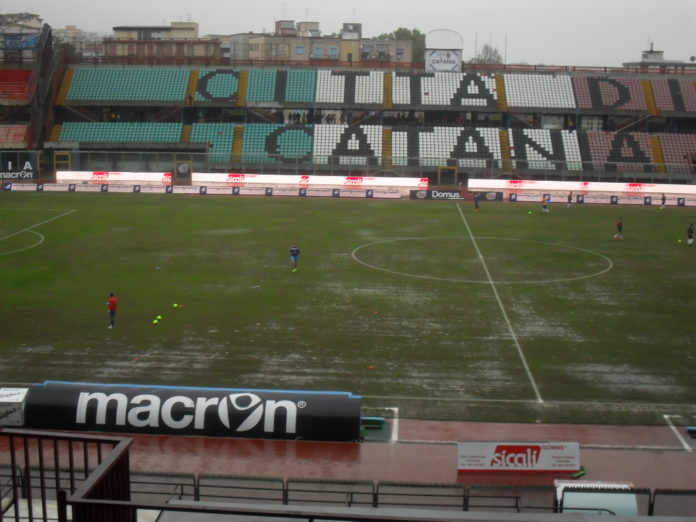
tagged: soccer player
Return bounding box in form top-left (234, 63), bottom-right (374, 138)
top-left (660, 193), bottom-right (666, 209)
top-left (566, 192), bottom-right (572, 208)
top-left (290, 243), bottom-right (300, 272)
top-left (541, 194), bottom-right (550, 214)
top-left (614, 217), bottom-right (624, 240)
top-left (106, 293), bottom-right (118, 329)
top-left (473, 192), bottom-right (481, 212)
top-left (688, 223), bottom-right (694, 246)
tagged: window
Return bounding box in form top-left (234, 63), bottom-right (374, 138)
top-left (295, 46), bottom-right (304, 55)
top-left (329, 47), bottom-right (338, 58)
top-left (313, 46), bottom-right (322, 57)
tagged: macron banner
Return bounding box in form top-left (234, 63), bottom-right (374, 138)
top-left (457, 441), bottom-right (580, 473)
top-left (24, 381), bottom-right (362, 442)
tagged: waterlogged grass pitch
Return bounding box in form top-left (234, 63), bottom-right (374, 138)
top-left (1, 191), bottom-right (695, 425)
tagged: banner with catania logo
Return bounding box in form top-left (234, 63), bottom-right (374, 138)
top-left (457, 442), bottom-right (580, 473)
top-left (23, 381), bottom-right (362, 442)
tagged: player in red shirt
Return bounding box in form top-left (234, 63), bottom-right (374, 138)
top-left (614, 217), bottom-right (623, 240)
top-left (107, 293), bottom-right (118, 329)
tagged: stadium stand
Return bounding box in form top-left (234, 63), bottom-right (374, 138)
top-left (572, 76), bottom-right (648, 112)
top-left (578, 131), bottom-right (655, 172)
top-left (47, 67), bottom-right (696, 176)
top-left (190, 122), bottom-right (236, 163)
top-left (313, 123), bottom-right (383, 165)
top-left (246, 69), bottom-right (277, 103)
top-left (504, 73), bottom-right (575, 109)
top-left (59, 122), bottom-right (183, 143)
top-left (195, 69), bottom-right (241, 102)
top-left (0, 70), bottom-right (31, 103)
top-left (66, 68), bottom-right (190, 102)
top-left (508, 129), bottom-right (583, 171)
top-left (241, 123), bottom-right (313, 163)
top-left (285, 69), bottom-right (317, 102)
top-left (0, 124), bottom-right (29, 148)
top-left (657, 133), bottom-right (696, 173)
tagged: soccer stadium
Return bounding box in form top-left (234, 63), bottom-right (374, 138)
top-left (1, 9), bottom-right (696, 521)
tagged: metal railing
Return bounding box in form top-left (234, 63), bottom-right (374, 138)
top-left (2, 428), bottom-right (696, 520)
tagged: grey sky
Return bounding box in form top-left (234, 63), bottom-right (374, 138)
top-left (5, 0), bottom-right (695, 66)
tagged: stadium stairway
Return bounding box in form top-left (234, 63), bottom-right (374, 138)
top-left (642, 79), bottom-right (659, 116)
top-left (237, 70), bottom-right (249, 107)
top-left (650, 135), bottom-right (666, 173)
top-left (232, 125), bottom-right (244, 162)
top-left (49, 124), bottom-right (62, 142)
top-left (383, 72), bottom-right (393, 109)
top-left (186, 70), bottom-right (199, 104)
top-left (181, 124), bottom-right (192, 143)
top-left (55, 69), bottom-right (73, 105)
top-left (495, 75), bottom-right (508, 112)
top-left (499, 129), bottom-right (512, 171)
top-left (382, 127), bottom-right (392, 170)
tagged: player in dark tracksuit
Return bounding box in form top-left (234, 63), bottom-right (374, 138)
top-left (290, 244), bottom-right (300, 272)
top-left (688, 223), bottom-right (694, 246)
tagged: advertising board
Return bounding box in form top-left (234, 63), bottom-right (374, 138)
top-left (457, 441), bottom-right (580, 473)
top-left (24, 381), bottom-right (362, 442)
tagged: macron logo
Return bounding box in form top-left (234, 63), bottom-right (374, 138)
top-left (75, 391), bottom-right (298, 434)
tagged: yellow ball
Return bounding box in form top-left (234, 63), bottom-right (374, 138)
top-left (173, 303), bottom-right (179, 308)
top-left (152, 320), bottom-right (159, 325)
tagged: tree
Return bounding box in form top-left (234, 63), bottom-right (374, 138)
top-left (469, 44), bottom-right (503, 64)
top-left (375, 27), bottom-right (426, 63)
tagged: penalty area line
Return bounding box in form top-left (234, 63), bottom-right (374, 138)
top-left (456, 203), bottom-right (544, 404)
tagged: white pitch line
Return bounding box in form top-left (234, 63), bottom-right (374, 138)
top-left (389, 407), bottom-right (399, 443)
top-left (0, 208), bottom-right (76, 242)
top-left (663, 414), bottom-right (693, 452)
top-left (456, 203), bottom-right (544, 404)
top-left (0, 230), bottom-right (44, 256)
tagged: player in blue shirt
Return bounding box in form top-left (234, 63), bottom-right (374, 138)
top-left (290, 243), bottom-right (300, 272)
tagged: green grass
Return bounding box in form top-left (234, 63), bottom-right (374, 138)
top-left (1, 192), bottom-right (695, 425)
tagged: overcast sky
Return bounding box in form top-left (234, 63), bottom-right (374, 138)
top-left (5, 0), bottom-right (695, 66)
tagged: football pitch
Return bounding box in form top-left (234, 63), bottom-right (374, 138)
top-left (1, 191), bottom-right (695, 426)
